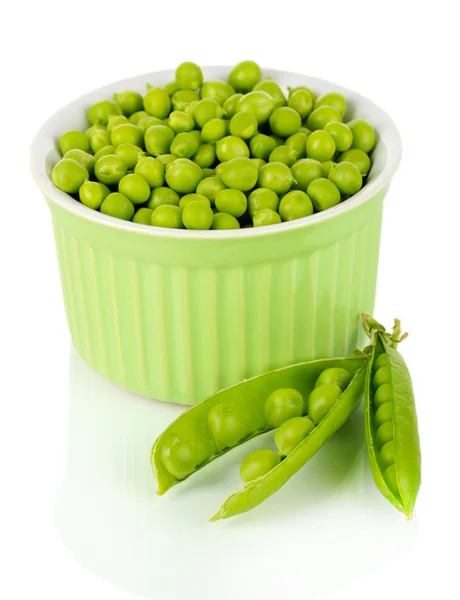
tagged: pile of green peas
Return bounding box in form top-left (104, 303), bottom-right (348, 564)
top-left (52, 60), bottom-right (376, 231)
top-left (160, 366), bottom-right (352, 483)
top-left (371, 352), bottom-right (397, 495)
top-left (239, 367), bottom-right (352, 483)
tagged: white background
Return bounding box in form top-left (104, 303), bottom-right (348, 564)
top-left (2, 1), bottom-right (459, 598)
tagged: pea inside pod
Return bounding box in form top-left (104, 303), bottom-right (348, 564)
top-left (363, 315), bottom-right (421, 518)
top-left (151, 355), bottom-right (366, 518)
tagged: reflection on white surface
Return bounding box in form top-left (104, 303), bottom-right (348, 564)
top-left (56, 348), bottom-right (419, 600)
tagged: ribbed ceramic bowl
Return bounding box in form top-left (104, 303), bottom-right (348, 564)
top-left (30, 66), bottom-right (401, 405)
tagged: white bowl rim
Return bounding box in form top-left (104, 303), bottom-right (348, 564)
top-left (30, 66), bottom-right (402, 240)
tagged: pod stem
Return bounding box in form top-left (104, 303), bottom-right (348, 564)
top-left (362, 314), bottom-right (408, 350)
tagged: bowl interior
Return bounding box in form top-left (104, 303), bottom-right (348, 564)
top-left (30, 66), bottom-right (401, 239)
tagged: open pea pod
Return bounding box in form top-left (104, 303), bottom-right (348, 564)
top-left (362, 315), bottom-right (421, 518)
top-left (151, 355), bottom-right (367, 512)
top-left (211, 360), bottom-right (366, 520)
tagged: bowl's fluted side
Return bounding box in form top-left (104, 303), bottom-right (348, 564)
top-left (49, 187), bottom-right (385, 405)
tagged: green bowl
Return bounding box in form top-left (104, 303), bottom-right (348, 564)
top-left (30, 67), bottom-right (401, 405)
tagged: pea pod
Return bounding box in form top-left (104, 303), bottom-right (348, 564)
top-left (362, 315), bottom-right (421, 518)
top-left (151, 356), bottom-right (367, 514)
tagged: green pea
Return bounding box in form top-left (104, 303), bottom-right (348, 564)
top-left (269, 145), bottom-right (298, 167)
top-left (207, 404), bottom-right (246, 448)
top-left (191, 98), bottom-right (225, 128)
top-left (250, 158), bottom-right (266, 170)
top-left (160, 435), bottom-right (197, 479)
top-left (200, 80), bottom-right (235, 105)
top-left (51, 158), bottom-right (88, 194)
top-left (192, 144), bottom-right (216, 169)
top-left (100, 192), bottom-right (135, 221)
top-left (373, 366), bottom-right (391, 390)
top-left (291, 158), bottom-right (325, 191)
top-left (288, 85), bottom-right (317, 104)
top-left (118, 173), bottom-right (150, 204)
top-left (373, 384), bottom-right (392, 410)
top-left (338, 149), bottom-right (371, 176)
top-left (307, 178), bottom-right (341, 211)
top-left (201, 118), bottom-right (227, 143)
top-left (175, 62), bottom-right (203, 90)
top-left (220, 157), bottom-right (258, 191)
top-left (202, 168), bottom-right (215, 178)
top-left (249, 134), bottom-right (278, 160)
top-left (59, 130), bottom-right (90, 155)
top-left (196, 176), bottom-right (227, 205)
top-left (215, 162), bottom-right (226, 178)
top-left (179, 194), bottom-right (210, 209)
top-left (375, 421), bottom-right (394, 449)
top-left (95, 154), bottom-right (127, 185)
top-left (315, 92), bottom-right (347, 118)
top-left (165, 158), bottom-right (203, 193)
top-left (324, 121), bottom-right (353, 152)
top-left (285, 132), bottom-right (308, 159)
top-left (279, 190), bottom-right (313, 221)
top-left (170, 131), bottom-right (199, 159)
top-left (269, 107), bottom-right (301, 137)
top-left (143, 87), bottom-right (171, 119)
top-left (63, 149), bottom-right (95, 177)
top-left (107, 115), bottom-right (129, 133)
top-left (321, 160), bottom-right (337, 177)
top-left (164, 81), bottom-right (181, 97)
top-left (93, 145), bottom-right (116, 161)
top-left (236, 91), bottom-right (277, 124)
top-left (146, 187), bottom-right (180, 209)
top-left (167, 111), bottom-right (195, 133)
top-left (374, 402), bottom-right (393, 428)
top-left (211, 213), bottom-right (240, 230)
top-left (253, 208), bottom-right (282, 227)
top-left (306, 130), bottom-right (336, 162)
top-left (228, 60), bottom-right (262, 93)
top-left (348, 119), bottom-right (376, 153)
top-left (240, 449), bottom-right (280, 484)
top-left (274, 417), bottom-right (315, 456)
top-left (223, 93), bottom-right (244, 119)
top-left (315, 367), bottom-right (352, 390)
top-left (379, 440), bottom-right (395, 470)
top-left (88, 100), bottom-right (122, 125)
top-left (248, 188), bottom-right (279, 217)
top-left (156, 154), bottom-right (177, 167)
top-left (128, 110), bottom-right (150, 124)
top-left (271, 135), bottom-right (284, 147)
top-left (258, 162), bottom-right (294, 195)
top-left (306, 105), bottom-right (343, 131)
top-left (144, 125), bottom-right (175, 157)
top-left (329, 161), bottom-right (362, 195)
top-left (215, 188), bottom-right (247, 218)
top-left (182, 201), bottom-right (214, 230)
top-left (79, 180), bottom-right (110, 210)
top-left (110, 123), bottom-right (144, 148)
top-left (89, 129), bottom-right (111, 154)
top-left (229, 112), bottom-right (258, 140)
top-left (132, 207), bottom-right (153, 225)
top-left (114, 143), bottom-right (144, 170)
top-left (307, 384), bottom-right (343, 424)
top-left (151, 204), bottom-right (183, 229)
top-left (113, 90), bottom-right (143, 116)
top-left (374, 353), bottom-right (388, 370)
top-left (172, 89), bottom-right (200, 112)
top-left (253, 78), bottom-right (286, 106)
top-left (384, 464), bottom-right (399, 496)
top-left (264, 388), bottom-right (304, 428)
top-left (134, 157), bottom-right (165, 188)
top-left (288, 88), bottom-right (314, 119)
top-left (216, 136), bottom-right (250, 162)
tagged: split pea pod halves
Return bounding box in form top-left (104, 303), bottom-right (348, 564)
top-left (363, 315), bottom-right (421, 518)
top-left (151, 355), bottom-right (367, 520)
